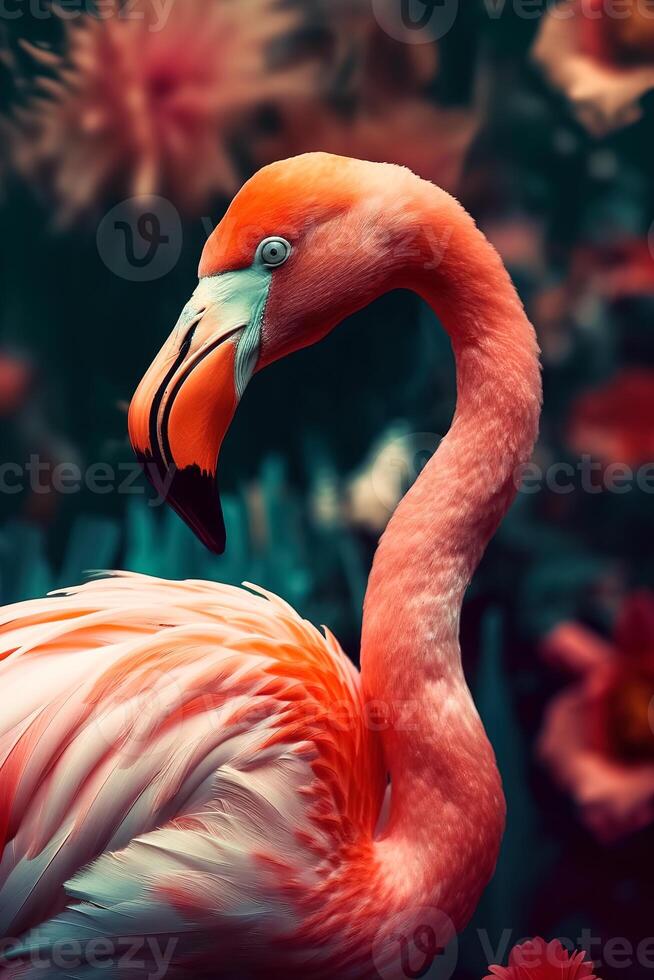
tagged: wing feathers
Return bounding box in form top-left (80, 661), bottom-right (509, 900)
top-left (0, 572), bottom-right (384, 972)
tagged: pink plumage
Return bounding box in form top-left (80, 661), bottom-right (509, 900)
top-left (0, 154), bottom-right (541, 977)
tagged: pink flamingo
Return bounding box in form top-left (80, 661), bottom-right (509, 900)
top-left (0, 154), bottom-right (541, 978)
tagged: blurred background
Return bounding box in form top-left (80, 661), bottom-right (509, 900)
top-left (1, 1), bottom-right (654, 976)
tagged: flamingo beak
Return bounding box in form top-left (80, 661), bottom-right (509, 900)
top-left (128, 269), bottom-right (271, 553)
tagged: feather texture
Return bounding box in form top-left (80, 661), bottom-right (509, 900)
top-left (0, 573), bottom-right (384, 977)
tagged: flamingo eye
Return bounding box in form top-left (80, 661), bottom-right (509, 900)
top-left (258, 237), bottom-right (292, 268)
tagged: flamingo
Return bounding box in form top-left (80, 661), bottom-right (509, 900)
top-left (0, 153), bottom-right (541, 979)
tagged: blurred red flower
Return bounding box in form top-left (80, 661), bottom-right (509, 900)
top-left (539, 592), bottom-right (654, 842)
top-left (567, 369), bottom-right (654, 466)
top-left (532, 0), bottom-right (654, 136)
top-left (12, 0), bottom-right (313, 223)
top-left (484, 938), bottom-right (598, 979)
top-left (0, 352), bottom-right (32, 417)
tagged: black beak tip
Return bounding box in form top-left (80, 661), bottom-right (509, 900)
top-left (137, 453), bottom-right (227, 555)
top-left (166, 464), bottom-right (227, 555)
top-left (196, 519), bottom-right (227, 556)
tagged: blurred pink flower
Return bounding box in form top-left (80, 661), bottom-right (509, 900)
top-left (532, 0), bottom-right (654, 136)
top-left (485, 937), bottom-right (597, 980)
top-left (539, 592), bottom-right (654, 842)
top-left (256, 99), bottom-right (478, 194)
top-left (13, 0), bottom-right (312, 223)
top-left (567, 369), bottom-right (654, 466)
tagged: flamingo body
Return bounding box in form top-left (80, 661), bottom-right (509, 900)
top-left (0, 153), bottom-right (541, 977)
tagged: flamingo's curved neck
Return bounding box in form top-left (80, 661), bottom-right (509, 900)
top-left (360, 183), bottom-right (541, 927)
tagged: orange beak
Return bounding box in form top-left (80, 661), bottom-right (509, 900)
top-left (128, 271), bottom-right (270, 553)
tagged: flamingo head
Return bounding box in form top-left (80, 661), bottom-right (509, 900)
top-left (129, 152), bottom-right (421, 552)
